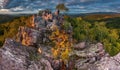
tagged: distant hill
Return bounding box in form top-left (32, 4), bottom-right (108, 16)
top-left (83, 13), bottom-right (120, 20)
top-left (66, 12), bottom-right (120, 20)
top-left (65, 12), bottom-right (120, 29)
top-left (0, 14), bottom-right (32, 24)
top-left (0, 14), bottom-right (19, 23)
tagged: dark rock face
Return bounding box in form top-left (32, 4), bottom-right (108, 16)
top-left (0, 38), bottom-right (53, 70)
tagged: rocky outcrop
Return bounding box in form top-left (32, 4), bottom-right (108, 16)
top-left (96, 53), bottom-right (120, 70)
top-left (72, 42), bottom-right (120, 70)
top-left (0, 38), bottom-right (53, 70)
top-left (1, 39), bottom-right (120, 70)
top-left (72, 42), bottom-right (106, 70)
top-left (72, 43), bottom-right (105, 58)
top-left (0, 10), bottom-right (68, 70)
top-left (16, 26), bottom-right (41, 46)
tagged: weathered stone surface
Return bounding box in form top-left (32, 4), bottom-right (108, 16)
top-left (73, 43), bottom-right (105, 70)
top-left (1, 37), bottom-right (120, 70)
top-left (96, 53), bottom-right (120, 70)
top-left (74, 42), bottom-right (86, 50)
top-left (73, 42), bottom-right (120, 70)
top-left (0, 38), bottom-right (53, 70)
top-left (16, 26), bottom-right (41, 46)
top-left (72, 43), bottom-right (105, 58)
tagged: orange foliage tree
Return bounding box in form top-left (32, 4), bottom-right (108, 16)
top-left (49, 26), bottom-right (73, 62)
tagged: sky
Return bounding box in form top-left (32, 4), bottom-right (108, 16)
top-left (0, 0), bottom-right (120, 14)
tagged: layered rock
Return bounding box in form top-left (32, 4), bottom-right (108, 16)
top-left (1, 38), bottom-right (120, 70)
top-left (96, 53), bottom-right (120, 70)
top-left (0, 38), bottom-right (67, 70)
top-left (72, 42), bottom-right (120, 70)
top-left (0, 38), bottom-right (53, 70)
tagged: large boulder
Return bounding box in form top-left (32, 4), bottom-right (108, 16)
top-left (72, 43), bottom-right (105, 58)
top-left (0, 38), bottom-right (53, 70)
top-left (96, 53), bottom-right (120, 70)
top-left (73, 43), bottom-right (106, 70)
top-left (16, 26), bottom-right (41, 46)
top-left (73, 42), bottom-right (120, 70)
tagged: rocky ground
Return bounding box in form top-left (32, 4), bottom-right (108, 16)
top-left (1, 38), bottom-right (120, 70)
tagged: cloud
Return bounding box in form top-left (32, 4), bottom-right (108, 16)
top-left (79, 6), bottom-right (85, 9)
top-left (0, 9), bottom-right (10, 12)
top-left (80, 0), bottom-right (96, 2)
top-left (0, 0), bottom-right (120, 14)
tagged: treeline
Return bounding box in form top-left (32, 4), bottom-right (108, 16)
top-left (83, 15), bottom-right (120, 29)
top-left (65, 16), bottom-right (120, 56)
top-left (0, 15), bottom-right (19, 24)
top-left (99, 17), bottom-right (120, 29)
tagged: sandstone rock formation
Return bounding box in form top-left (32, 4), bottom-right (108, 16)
top-left (16, 26), bottom-right (41, 46)
top-left (73, 42), bottom-right (120, 70)
top-left (1, 38), bottom-right (120, 70)
top-left (0, 38), bottom-right (53, 70)
top-left (96, 53), bottom-right (120, 70)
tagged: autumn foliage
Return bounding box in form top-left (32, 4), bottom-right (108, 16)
top-left (49, 25), bottom-right (73, 62)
